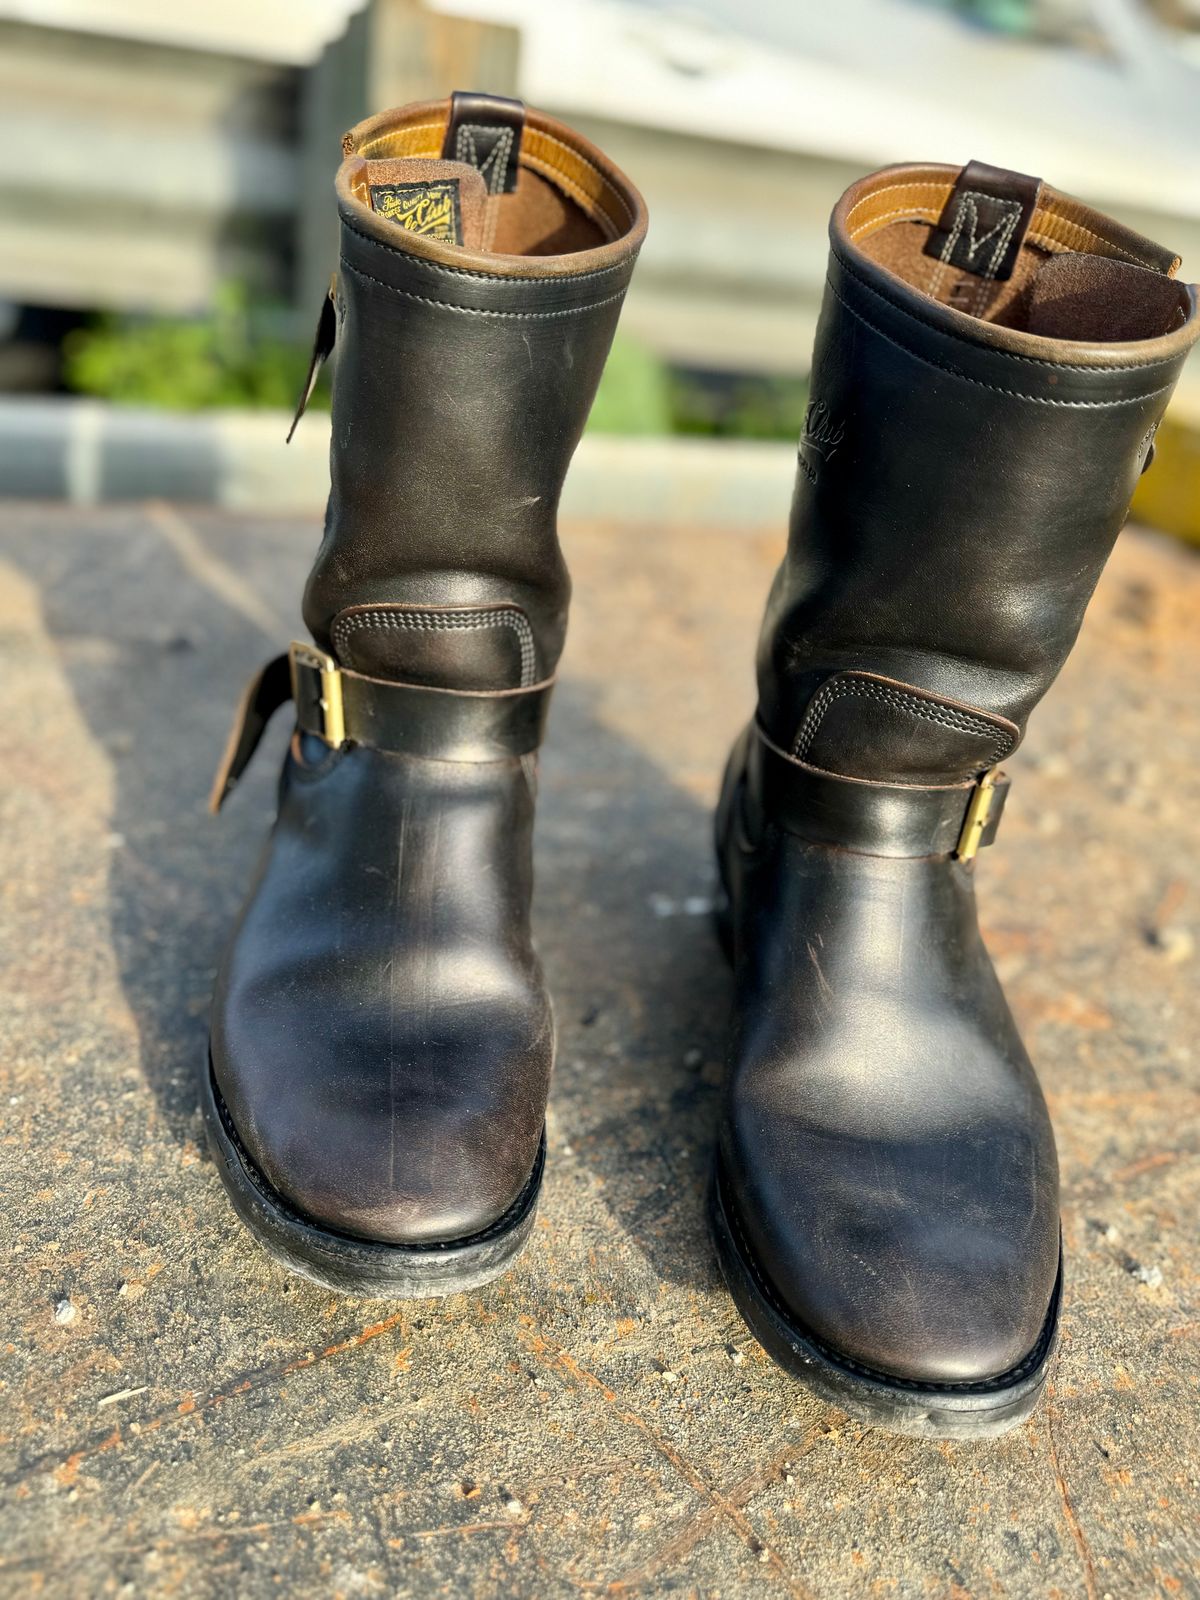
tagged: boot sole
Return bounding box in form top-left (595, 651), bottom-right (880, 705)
top-left (708, 1158), bottom-right (1061, 1440)
top-left (201, 1055), bottom-right (544, 1299)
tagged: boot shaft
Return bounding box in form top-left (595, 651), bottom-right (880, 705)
top-left (302, 95), bottom-right (647, 689)
top-left (758, 161), bottom-right (1198, 783)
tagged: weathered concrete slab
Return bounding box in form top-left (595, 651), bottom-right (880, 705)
top-left (0, 502), bottom-right (1196, 1598)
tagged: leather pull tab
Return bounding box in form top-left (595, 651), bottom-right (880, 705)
top-left (286, 277), bottom-right (338, 444)
top-left (209, 654), bottom-right (294, 813)
top-left (441, 90), bottom-right (525, 195)
top-left (924, 160), bottom-right (1042, 283)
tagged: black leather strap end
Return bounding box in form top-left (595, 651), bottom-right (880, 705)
top-left (286, 279), bottom-right (338, 444)
top-left (442, 90), bottom-right (525, 195)
top-left (752, 725), bottom-right (1008, 860)
top-left (209, 653), bottom-right (293, 813)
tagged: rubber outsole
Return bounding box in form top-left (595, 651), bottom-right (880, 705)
top-left (709, 1159), bottom-right (1061, 1440)
top-left (201, 1056), bottom-right (544, 1299)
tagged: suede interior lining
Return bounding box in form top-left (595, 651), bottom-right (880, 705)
top-left (347, 109), bottom-right (630, 257)
top-left (347, 156), bottom-right (490, 251)
top-left (847, 172), bottom-right (1187, 340)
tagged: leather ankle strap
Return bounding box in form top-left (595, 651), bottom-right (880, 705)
top-left (751, 724), bottom-right (1008, 861)
top-left (210, 643), bottom-right (553, 812)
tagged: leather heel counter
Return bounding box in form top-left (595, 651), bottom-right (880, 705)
top-left (792, 671), bottom-right (1018, 785)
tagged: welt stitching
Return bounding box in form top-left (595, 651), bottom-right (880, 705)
top-left (834, 249), bottom-right (1185, 376)
top-left (794, 680), bottom-right (1014, 766)
top-left (339, 258), bottom-right (627, 319)
top-left (334, 607), bottom-right (537, 687)
top-left (211, 1068), bottom-right (543, 1252)
top-left (827, 276), bottom-right (1174, 407)
top-left (341, 217), bottom-right (633, 285)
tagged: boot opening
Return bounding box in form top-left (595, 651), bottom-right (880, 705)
top-left (843, 163), bottom-right (1190, 343)
top-left (341, 95), bottom-right (636, 258)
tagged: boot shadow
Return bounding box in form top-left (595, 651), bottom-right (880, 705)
top-left (537, 678), bottom-right (733, 1290)
top-left (2, 506), bottom-right (732, 1288)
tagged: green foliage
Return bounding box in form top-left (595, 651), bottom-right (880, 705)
top-left (917, 0), bottom-right (1036, 34)
top-left (586, 335), bottom-right (674, 436)
top-left (63, 297), bottom-right (802, 442)
top-left (588, 336), bottom-right (805, 443)
top-left (62, 283), bottom-right (322, 412)
top-left (668, 369), bottom-right (808, 442)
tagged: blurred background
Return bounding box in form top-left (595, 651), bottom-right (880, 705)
top-left (2, 0), bottom-right (1199, 537)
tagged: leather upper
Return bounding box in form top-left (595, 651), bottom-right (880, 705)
top-left (211, 97), bottom-right (644, 1248)
top-left (717, 735), bottom-right (1060, 1383)
top-left (757, 163), bottom-right (1199, 781)
top-left (717, 162), bottom-right (1196, 1387)
top-left (212, 742), bottom-right (550, 1244)
top-left (303, 99), bottom-right (646, 690)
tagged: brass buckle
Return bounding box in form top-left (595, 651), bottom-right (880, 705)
top-left (288, 641), bottom-right (345, 747)
top-left (956, 769), bottom-right (999, 862)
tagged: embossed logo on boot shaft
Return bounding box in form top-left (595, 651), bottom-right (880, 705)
top-left (799, 399), bottom-right (844, 484)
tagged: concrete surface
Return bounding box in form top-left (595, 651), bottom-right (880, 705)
top-left (0, 501), bottom-right (1197, 1599)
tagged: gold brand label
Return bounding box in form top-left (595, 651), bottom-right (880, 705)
top-left (369, 181), bottom-right (461, 243)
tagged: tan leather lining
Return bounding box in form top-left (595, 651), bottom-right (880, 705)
top-left (844, 179), bottom-right (952, 237)
top-left (845, 168), bottom-right (1181, 278)
top-left (350, 122), bottom-right (443, 159)
top-left (343, 101), bottom-right (630, 249)
top-left (523, 126), bottom-right (631, 235)
top-left (837, 162), bottom-right (1190, 339)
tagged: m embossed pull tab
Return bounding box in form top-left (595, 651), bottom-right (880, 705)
top-left (924, 159), bottom-right (1042, 283)
top-left (442, 90), bottom-right (525, 195)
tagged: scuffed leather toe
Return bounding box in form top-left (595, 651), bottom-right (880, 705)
top-left (215, 990), bottom-right (550, 1245)
top-left (721, 1112), bottom-right (1059, 1384)
top-left (719, 826), bottom-right (1060, 1388)
top-left (210, 742), bottom-right (553, 1248)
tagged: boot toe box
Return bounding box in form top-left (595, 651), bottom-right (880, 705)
top-left (722, 1113), bottom-right (1060, 1388)
top-left (212, 963), bottom-right (551, 1248)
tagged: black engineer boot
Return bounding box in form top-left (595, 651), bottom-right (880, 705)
top-left (204, 93), bottom-right (646, 1296)
top-left (709, 160), bottom-right (1198, 1435)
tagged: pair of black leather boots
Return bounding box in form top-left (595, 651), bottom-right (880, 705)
top-left (205, 94), bottom-right (1199, 1439)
